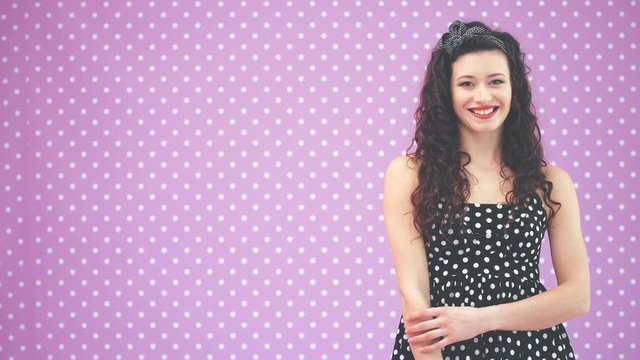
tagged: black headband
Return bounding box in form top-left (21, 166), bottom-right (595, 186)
top-left (437, 20), bottom-right (507, 57)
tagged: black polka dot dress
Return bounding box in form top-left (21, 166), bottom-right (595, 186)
top-left (392, 194), bottom-right (576, 359)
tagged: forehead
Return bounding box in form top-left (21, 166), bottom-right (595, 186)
top-left (451, 50), bottom-right (510, 78)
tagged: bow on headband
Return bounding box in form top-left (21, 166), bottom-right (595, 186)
top-left (437, 20), bottom-right (507, 56)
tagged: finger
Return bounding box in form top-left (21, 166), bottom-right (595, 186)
top-left (407, 336), bottom-right (429, 348)
top-left (405, 318), bottom-right (442, 335)
top-left (420, 336), bottom-right (451, 353)
top-left (404, 320), bottom-right (439, 336)
top-left (405, 308), bottom-right (439, 323)
top-left (408, 328), bottom-right (447, 345)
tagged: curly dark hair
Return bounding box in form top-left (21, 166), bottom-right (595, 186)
top-left (406, 20), bottom-right (560, 246)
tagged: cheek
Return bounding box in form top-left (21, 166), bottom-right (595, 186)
top-left (451, 92), bottom-right (466, 108)
top-left (499, 90), bottom-right (512, 107)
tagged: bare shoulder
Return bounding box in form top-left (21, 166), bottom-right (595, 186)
top-left (541, 163), bottom-right (581, 224)
top-left (385, 155), bottom-right (421, 190)
top-left (542, 163), bottom-right (576, 192)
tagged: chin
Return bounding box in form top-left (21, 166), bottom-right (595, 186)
top-left (458, 111), bottom-right (508, 133)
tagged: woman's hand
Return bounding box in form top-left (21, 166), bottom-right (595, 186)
top-left (405, 305), bottom-right (491, 353)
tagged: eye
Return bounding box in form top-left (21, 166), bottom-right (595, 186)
top-left (490, 79), bottom-right (506, 85)
top-left (459, 81), bottom-right (474, 87)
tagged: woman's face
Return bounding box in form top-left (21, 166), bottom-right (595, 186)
top-left (450, 50), bottom-right (512, 135)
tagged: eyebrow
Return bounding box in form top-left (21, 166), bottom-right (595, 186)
top-left (455, 73), bottom-right (507, 81)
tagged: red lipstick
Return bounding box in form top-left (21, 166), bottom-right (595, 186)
top-left (468, 106), bottom-right (499, 120)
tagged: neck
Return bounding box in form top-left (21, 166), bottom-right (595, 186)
top-left (458, 128), bottom-right (503, 170)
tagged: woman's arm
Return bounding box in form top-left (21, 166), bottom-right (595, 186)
top-left (481, 164), bottom-right (591, 331)
top-left (384, 156), bottom-right (443, 360)
top-left (405, 164), bottom-right (590, 353)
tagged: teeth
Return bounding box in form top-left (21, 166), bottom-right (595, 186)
top-left (471, 108), bottom-right (496, 115)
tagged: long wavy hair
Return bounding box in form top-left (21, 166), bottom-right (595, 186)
top-left (407, 20), bottom-right (560, 246)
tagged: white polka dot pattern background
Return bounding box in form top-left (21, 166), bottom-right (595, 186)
top-left (1, 1), bottom-right (637, 359)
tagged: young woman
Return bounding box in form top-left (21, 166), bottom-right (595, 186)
top-left (384, 20), bottom-right (590, 359)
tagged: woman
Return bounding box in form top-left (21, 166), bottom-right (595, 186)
top-left (384, 20), bottom-right (590, 359)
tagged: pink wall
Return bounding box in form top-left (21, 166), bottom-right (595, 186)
top-left (1, 1), bottom-right (638, 359)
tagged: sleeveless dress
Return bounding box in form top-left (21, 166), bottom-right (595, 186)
top-left (391, 193), bottom-right (576, 359)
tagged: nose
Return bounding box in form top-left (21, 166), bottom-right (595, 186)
top-left (474, 85), bottom-right (492, 102)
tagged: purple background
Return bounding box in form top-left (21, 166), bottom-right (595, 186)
top-left (1, 1), bottom-right (638, 359)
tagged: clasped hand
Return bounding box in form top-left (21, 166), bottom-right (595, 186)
top-left (405, 305), bottom-right (490, 353)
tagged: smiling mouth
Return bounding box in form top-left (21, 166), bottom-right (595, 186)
top-left (468, 107), bottom-right (499, 115)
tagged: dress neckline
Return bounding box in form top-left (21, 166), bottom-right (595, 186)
top-left (463, 193), bottom-right (541, 207)
top-left (464, 202), bottom-right (512, 206)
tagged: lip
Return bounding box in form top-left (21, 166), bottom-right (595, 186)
top-left (467, 106), bottom-right (499, 120)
